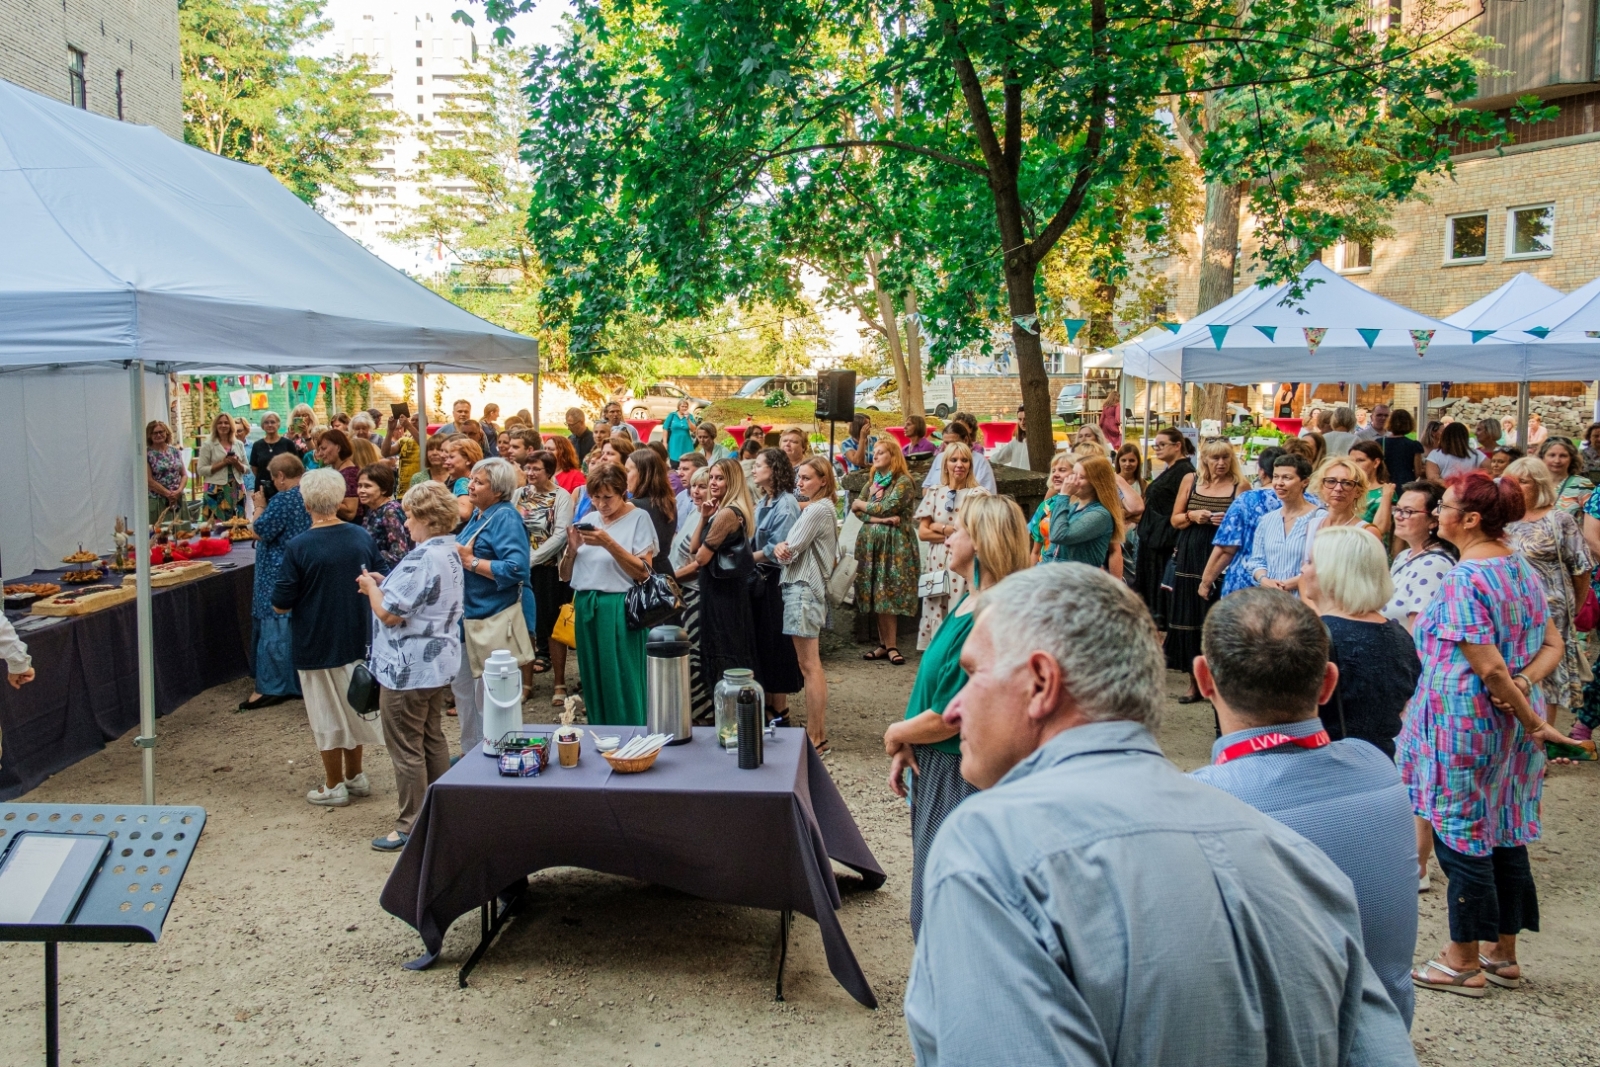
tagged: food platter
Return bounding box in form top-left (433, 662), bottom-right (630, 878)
top-left (62, 568), bottom-right (106, 585)
top-left (5, 583), bottom-right (61, 598)
top-left (62, 548), bottom-right (99, 565)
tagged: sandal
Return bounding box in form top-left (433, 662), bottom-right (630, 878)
top-left (1411, 956), bottom-right (1487, 998)
top-left (552, 686), bottom-right (567, 707)
top-left (812, 737), bottom-right (830, 754)
top-left (863, 645), bottom-right (889, 661)
top-left (1478, 955), bottom-right (1522, 989)
top-left (530, 656), bottom-right (550, 674)
top-left (887, 647), bottom-right (906, 666)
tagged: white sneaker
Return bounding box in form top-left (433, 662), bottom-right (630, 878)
top-left (1418, 871), bottom-right (1431, 892)
top-left (344, 772), bottom-right (371, 797)
top-left (307, 781), bottom-right (350, 807)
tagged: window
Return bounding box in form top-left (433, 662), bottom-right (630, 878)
top-left (1445, 212), bottom-right (1488, 263)
top-left (416, 95), bottom-right (424, 103)
top-left (115, 69), bottom-right (124, 119)
top-left (416, 39), bottom-right (423, 47)
top-left (68, 48), bottom-right (87, 109)
top-left (1507, 204), bottom-right (1554, 258)
top-left (416, 76), bottom-right (424, 84)
top-left (1334, 240), bottom-right (1372, 273)
top-left (416, 57), bottom-right (424, 67)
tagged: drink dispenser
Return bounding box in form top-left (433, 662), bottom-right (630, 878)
top-left (646, 625), bottom-right (693, 745)
top-left (480, 648), bottom-right (523, 755)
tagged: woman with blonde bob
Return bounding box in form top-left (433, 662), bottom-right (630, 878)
top-left (1504, 455), bottom-right (1592, 723)
top-left (1309, 455), bottom-right (1376, 538)
top-left (914, 442), bottom-right (988, 649)
top-left (1045, 454), bottom-right (1123, 569)
top-left (883, 494), bottom-right (1031, 938)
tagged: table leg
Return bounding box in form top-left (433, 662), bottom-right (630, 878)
top-left (774, 909), bottom-right (792, 1002)
top-left (45, 941), bottom-right (59, 1067)
top-left (458, 897), bottom-right (516, 989)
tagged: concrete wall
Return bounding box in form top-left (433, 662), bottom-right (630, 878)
top-left (0, 0), bottom-right (182, 138)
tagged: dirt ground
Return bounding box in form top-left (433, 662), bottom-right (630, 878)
top-left (3, 620), bottom-right (1599, 1066)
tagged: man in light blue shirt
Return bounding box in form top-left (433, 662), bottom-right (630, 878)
top-left (905, 565), bottom-right (1415, 1067)
top-left (1190, 587), bottom-right (1419, 1027)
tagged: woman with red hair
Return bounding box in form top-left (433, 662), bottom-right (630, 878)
top-left (1401, 471), bottom-right (1573, 999)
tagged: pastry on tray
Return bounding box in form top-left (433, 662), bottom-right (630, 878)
top-left (121, 559), bottom-right (216, 588)
top-left (62, 569), bottom-right (106, 584)
top-left (62, 548), bottom-right (100, 565)
top-left (5, 583), bottom-right (61, 598)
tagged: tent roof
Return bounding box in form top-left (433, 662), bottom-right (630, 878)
top-left (0, 80), bottom-right (537, 375)
top-left (1124, 263), bottom-right (1522, 383)
top-left (1442, 273), bottom-right (1563, 330)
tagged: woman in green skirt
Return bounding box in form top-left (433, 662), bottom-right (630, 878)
top-left (559, 462), bottom-right (658, 725)
top-left (882, 494), bottom-right (1031, 939)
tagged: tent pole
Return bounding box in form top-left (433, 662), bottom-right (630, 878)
top-left (1417, 382), bottom-right (1428, 438)
top-left (1177, 381), bottom-right (1186, 427)
top-left (531, 346), bottom-right (541, 436)
top-left (129, 361), bottom-right (156, 805)
top-left (415, 363), bottom-right (427, 427)
top-left (1142, 378), bottom-right (1153, 479)
top-left (1516, 382), bottom-right (1531, 450)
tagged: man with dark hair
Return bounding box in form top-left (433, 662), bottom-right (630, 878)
top-left (1191, 587), bottom-right (1417, 1027)
top-left (565, 407), bottom-right (597, 465)
top-left (906, 566), bottom-right (1415, 1067)
top-left (674, 451), bottom-right (707, 529)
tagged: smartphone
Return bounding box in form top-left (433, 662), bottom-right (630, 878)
top-left (390, 402), bottom-right (410, 420)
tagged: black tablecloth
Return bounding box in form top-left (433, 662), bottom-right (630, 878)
top-left (0, 547), bottom-right (255, 800)
top-left (380, 724), bottom-right (886, 1007)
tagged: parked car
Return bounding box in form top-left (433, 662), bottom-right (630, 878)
top-left (1056, 382), bottom-right (1086, 421)
top-left (733, 375), bottom-right (816, 400)
top-left (857, 374), bottom-right (956, 418)
top-left (621, 383), bottom-right (711, 420)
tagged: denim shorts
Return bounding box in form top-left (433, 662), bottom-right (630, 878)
top-left (781, 582), bottom-right (826, 638)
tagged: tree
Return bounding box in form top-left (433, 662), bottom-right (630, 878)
top-left (180, 0), bottom-right (397, 204)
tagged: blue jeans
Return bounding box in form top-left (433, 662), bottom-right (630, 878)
top-left (253, 614), bottom-right (301, 697)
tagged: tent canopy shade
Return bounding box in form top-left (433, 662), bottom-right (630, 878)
top-left (0, 80), bottom-right (537, 376)
top-left (1504, 274), bottom-right (1600, 380)
top-left (1442, 272), bottom-right (1563, 330)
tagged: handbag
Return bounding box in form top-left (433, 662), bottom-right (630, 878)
top-left (347, 658), bottom-right (381, 720)
top-left (625, 571), bottom-right (684, 630)
top-left (1578, 585), bottom-right (1600, 633)
top-left (826, 553), bottom-right (858, 607)
top-left (917, 568), bottom-right (953, 599)
top-left (551, 601), bottom-right (577, 648)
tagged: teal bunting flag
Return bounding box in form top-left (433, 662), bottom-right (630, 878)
top-left (1254, 325), bottom-right (1277, 342)
top-left (1357, 328), bottom-right (1381, 348)
top-left (1063, 318), bottom-right (1087, 343)
top-left (1208, 324), bottom-right (1229, 349)
top-left (1471, 330), bottom-right (1494, 343)
top-left (1525, 327), bottom-right (1551, 339)
top-left (1160, 322), bottom-right (1181, 333)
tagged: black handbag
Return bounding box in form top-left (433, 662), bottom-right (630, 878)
top-left (625, 571), bottom-right (684, 630)
top-left (347, 661), bottom-right (381, 720)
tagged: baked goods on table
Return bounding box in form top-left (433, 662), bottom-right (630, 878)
top-left (32, 584), bottom-right (137, 616)
top-left (4, 583), bottom-right (61, 598)
top-left (121, 559), bottom-right (216, 589)
top-left (62, 568), bottom-right (106, 584)
top-left (62, 547), bottom-right (100, 565)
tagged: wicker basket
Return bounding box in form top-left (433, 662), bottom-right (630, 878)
top-left (602, 748), bottom-right (661, 774)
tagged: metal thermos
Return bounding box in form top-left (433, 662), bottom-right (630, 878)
top-left (737, 687), bottom-right (762, 769)
top-left (645, 625), bottom-right (693, 745)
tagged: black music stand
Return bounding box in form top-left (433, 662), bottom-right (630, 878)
top-left (0, 803), bottom-right (206, 1066)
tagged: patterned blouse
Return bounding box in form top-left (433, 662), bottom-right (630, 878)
top-left (369, 535), bottom-right (464, 691)
top-left (1382, 547), bottom-right (1455, 625)
top-left (361, 498), bottom-right (413, 575)
top-left (148, 446), bottom-right (186, 494)
top-left (1506, 510), bottom-right (1592, 708)
top-left (1397, 554), bottom-right (1549, 856)
top-left (250, 486), bottom-right (312, 619)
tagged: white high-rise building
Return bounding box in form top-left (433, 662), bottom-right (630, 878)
top-left (320, 0), bottom-right (485, 276)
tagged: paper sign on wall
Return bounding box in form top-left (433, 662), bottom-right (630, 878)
top-left (228, 388), bottom-right (250, 408)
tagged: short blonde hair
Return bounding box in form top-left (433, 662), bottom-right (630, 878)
top-left (1310, 526), bottom-right (1393, 616)
top-left (299, 468), bottom-right (347, 516)
top-left (1309, 456), bottom-right (1369, 498)
top-left (1505, 455), bottom-right (1557, 509)
top-left (402, 481), bottom-right (458, 538)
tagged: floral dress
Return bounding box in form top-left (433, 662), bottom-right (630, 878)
top-left (852, 472), bottom-right (919, 617)
top-left (197, 439), bottom-right (247, 522)
top-left (1506, 510), bottom-right (1591, 709)
top-left (1396, 555), bottom-right (1549, 857)
top-left (1028, 495), bottom-right (1061, 554)
top-left (913, 484), bottom-right (987, 649)
top-left (1554, 474), bottom-right (1593, 517)
top-left (362, 498), bottom-right (413, 574)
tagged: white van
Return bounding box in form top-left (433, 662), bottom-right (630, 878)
top-left (858, 374), bottom-right (956, 418)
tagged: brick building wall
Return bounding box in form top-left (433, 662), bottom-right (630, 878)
top-left (0, 0), bottom-right (182, 138)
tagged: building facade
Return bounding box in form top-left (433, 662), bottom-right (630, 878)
top-left (0, 0), bottom-right (181, 137)
top-left (320, 0), bottom-right (486, 275)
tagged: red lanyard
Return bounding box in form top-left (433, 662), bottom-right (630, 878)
top-left (1214, 728), bottom-right (1331, 766)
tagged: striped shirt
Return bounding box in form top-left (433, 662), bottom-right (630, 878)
top-left (1242, 503), bottom-right (1326, 592)
top-left (778, 502), bottom-right (837, 599)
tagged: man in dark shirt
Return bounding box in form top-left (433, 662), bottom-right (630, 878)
top-left (249, 412), bottom-right (298, 503)
top-left (566, 407), bottom-right (597, 464)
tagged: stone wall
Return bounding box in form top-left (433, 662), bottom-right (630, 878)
top-left (1, 0), bottom-right (182, 137)
top-left (1432, 393), bottom-right (1595, 442)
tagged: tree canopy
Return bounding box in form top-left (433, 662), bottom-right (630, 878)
top-left (180, 0), bottom-right (397, 204)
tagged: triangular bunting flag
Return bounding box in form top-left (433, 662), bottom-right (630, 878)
top-left (1471, 330), bottom-right (1494, 343)
top-left (1525, 327), bottom-right (1550, 339)
top-left (181, 381), bottom-right (191, 394)
top-left (1409, 329), bottom-right (1435, 359)
top-left (291, 378), bottom-right (300, 391)
top-left (1013, 314), bottom-right (1039, 334)
top-left (1357, 328), bottom-right (1381, 348)
top-left (1063, 318), bottom-right (1087, 343)
top-left (1208, 324), bottom-right (1229, 350)
top-left (1254, 325), bottom-right (1277, 342)
top-left (277, 373), bottom-right (288, 386)
top-left (1586, 331), bottom-right (1600, 339)
top-left (1304, 327), bottom-right (1327, 356)
top-left (1160, 322), bottom-right (1180, 333)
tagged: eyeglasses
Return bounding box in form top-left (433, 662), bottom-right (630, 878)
top-left (1321, 478), bottom-right (1359, 490)
top-left (1391, 507), bottom-right (1427, 520)
top-left (1433, 503), bottom-right (1466, 516)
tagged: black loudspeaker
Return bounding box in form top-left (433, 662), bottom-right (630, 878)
top-left (815, 369), bottom-right (856, 422)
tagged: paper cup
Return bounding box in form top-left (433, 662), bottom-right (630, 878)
top-left (557, 737), bottom-right (581, 767)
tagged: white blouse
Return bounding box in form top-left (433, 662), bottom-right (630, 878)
top-left (569, 506), bottom-right (658, 594)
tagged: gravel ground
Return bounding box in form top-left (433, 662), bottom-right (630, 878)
top-left (1, 619), bottom-right (1596, 1065)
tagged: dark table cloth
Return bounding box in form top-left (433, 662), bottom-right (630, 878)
top-left (381, 724), bottom-right (887, 1007)
top-left (0, 547), bottom-right (255, 800)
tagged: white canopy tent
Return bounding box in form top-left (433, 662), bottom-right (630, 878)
top-left (0, 81), bottom-right (538, 802)
top-left (1442, 272), bottom-right (1563, 331)
top-left (1504, 274), bottom-right (1600, 381)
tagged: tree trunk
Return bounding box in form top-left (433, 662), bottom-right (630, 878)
top-left (1006, 263), bottom-right (1054, 472)
top-left (867, 250), bottom-right (914, 416)
top-left (1194, 179), bottom-right (1243, 426)
top-left (901, 289), bottom-right (927, 417)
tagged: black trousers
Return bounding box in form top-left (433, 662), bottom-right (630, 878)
top-left (1432, 829), bottom-right (1539, 944)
